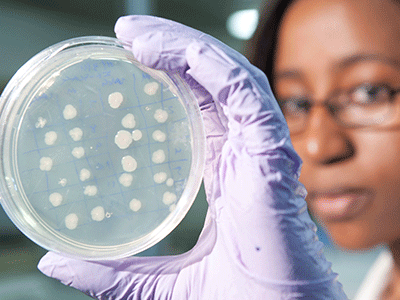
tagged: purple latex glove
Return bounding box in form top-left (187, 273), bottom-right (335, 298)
top-left (38, 15), bottom-right (348, 299)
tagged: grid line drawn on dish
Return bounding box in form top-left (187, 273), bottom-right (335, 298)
top-left (18, 59), bottom-right (189, 234)
top-left (0, 37), bottom-right (204, 259)
top-left (20, 156), bottom-right (188, 198)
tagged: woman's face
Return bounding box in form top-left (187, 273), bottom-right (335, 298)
top-left (274, 0), bottom-right (400, 249)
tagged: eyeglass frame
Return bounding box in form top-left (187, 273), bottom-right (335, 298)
top-left (277, 83), bottom-right (400, 135)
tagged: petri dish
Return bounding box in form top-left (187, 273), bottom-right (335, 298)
top-left (0, 36), bottom-right (205, 260)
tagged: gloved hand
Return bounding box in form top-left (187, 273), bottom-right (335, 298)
top-left (38, 15), bottom-right (347, 299)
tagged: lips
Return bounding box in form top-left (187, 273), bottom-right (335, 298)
top-left (307, 188), bottom-right (374, 222)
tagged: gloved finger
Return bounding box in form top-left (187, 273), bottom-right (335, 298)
top-left (124, 26), bottom-right (308, 278)
top-left (115, 15), bottom-right (228, 131)
top-left (116, 16), bottom-right (294, 158)
top-left (114, 15), bottom-right (232, 62)
top-left (38, 251), bottom-right (180, 299)
top-left (116, 16), bottom-right (211, 103)
top-left (185, 41), bottom-right (293, 155)
top-left (37, 215), bottom-right (218, 299)
top-left (114, 17), bottom-right (319, 283)
top-left (114, 15), bottom-right (266, 89)
top-left (184, 41), bottom-right (313, 279)
top-left (116, 19), bottom-right (229, 203)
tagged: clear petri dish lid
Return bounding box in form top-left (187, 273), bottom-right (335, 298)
top-left (0, 36), bottom-right (205, 260)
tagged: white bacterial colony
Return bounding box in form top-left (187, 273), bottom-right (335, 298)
top-left (33, 90), bottom-right (186, 231)
top-left (63, 104), bottom-right (77, 120)
top-left (121, 155), bottom-right (137, 172)
top-left (69, 127), bottom-right (83, 141)
top-left (144, 82), bottom-right (159, 95)
top-left (166, 178), bottom-right (174, 187)
top-left (49, 192), bottom-right (63, 207)
top-left (115, 130), bottom-right (133, 149)
top-left (72, 147), bottom-right (85, 159)
top-left (132, 129), bottom-right (143, 141)
top-left (79, 168), bottom-right (91, 181)
top-left (119, 173), bottom-right (133, 187)
top-left (33, 90), bottom-right (185, 234)
top-left (44, 131), bottom-right (57, 145)
top-left (152, 149), bottom-right (166, 164)
top-left (35, 117), bottom-right (47, 128)
top-left (129, 199), bottom-right (142, 212)
top-left (39, 157), bottom-right (53, 171)
top-left (154, 172), bottom-right (167, 184)
top-left (84, 185), bottom-right (98, 196)
top-left (108, 92), bottom-right (124, 108)
top-left (152, 130), bottom-right (166, 142)
top-left (169, 204), bottom-right (177, 212)
top-left (121, 113), bottom-right (136, 129)
top-left (154, 109), bottom-right (168, 123)
top-left (58, 178), bottom-right (68, 187)
top-left (163, 191), bottom-right (177, 205)
top-left (65, 213), bottom-right (79, 230)
top-left (91, 206), bottom-right (105, 222)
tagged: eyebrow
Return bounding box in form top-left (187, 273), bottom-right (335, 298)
top-left (273, 69), bottom-right (304, 80)
top-left (337, 53), bottom-right (400, 70)
top-left (273, 53), bottom-right (400, 81)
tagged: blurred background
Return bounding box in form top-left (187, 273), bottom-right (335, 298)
top-left (0, 0), bottom-right (384, 299)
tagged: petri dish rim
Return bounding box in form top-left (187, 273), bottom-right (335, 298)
top-left (0, 36), bottom-right (206, 260)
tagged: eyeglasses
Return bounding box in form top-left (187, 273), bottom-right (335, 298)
top-left (278, 84), bottom-right (400, 135)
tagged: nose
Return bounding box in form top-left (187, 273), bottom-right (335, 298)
top-left (301, 106), bottom-right (354, 165)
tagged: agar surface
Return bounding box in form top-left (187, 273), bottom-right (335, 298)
top-left (18, 57), bottom-right (193, 241)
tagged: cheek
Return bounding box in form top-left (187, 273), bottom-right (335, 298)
top-left (346, 133), bottom-right (400, 248)
top-left (295, 130), bottom-right (400, 249)
top-left (359, 131), bottom-right (400, 188)
top-left (295, 130), bottom-right (400, 187)
top-left (359, 132), bottom-right (400, 241)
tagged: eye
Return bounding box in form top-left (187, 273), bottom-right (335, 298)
top-left (279, 97), bottom-right (312, 117)
top-left (350, 84), bottom-right (394, 105)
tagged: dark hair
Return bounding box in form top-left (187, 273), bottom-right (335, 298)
top-left (244, 0), bottom-right (296, 91)
top-left (244, 0), bottom-right (400, 92)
